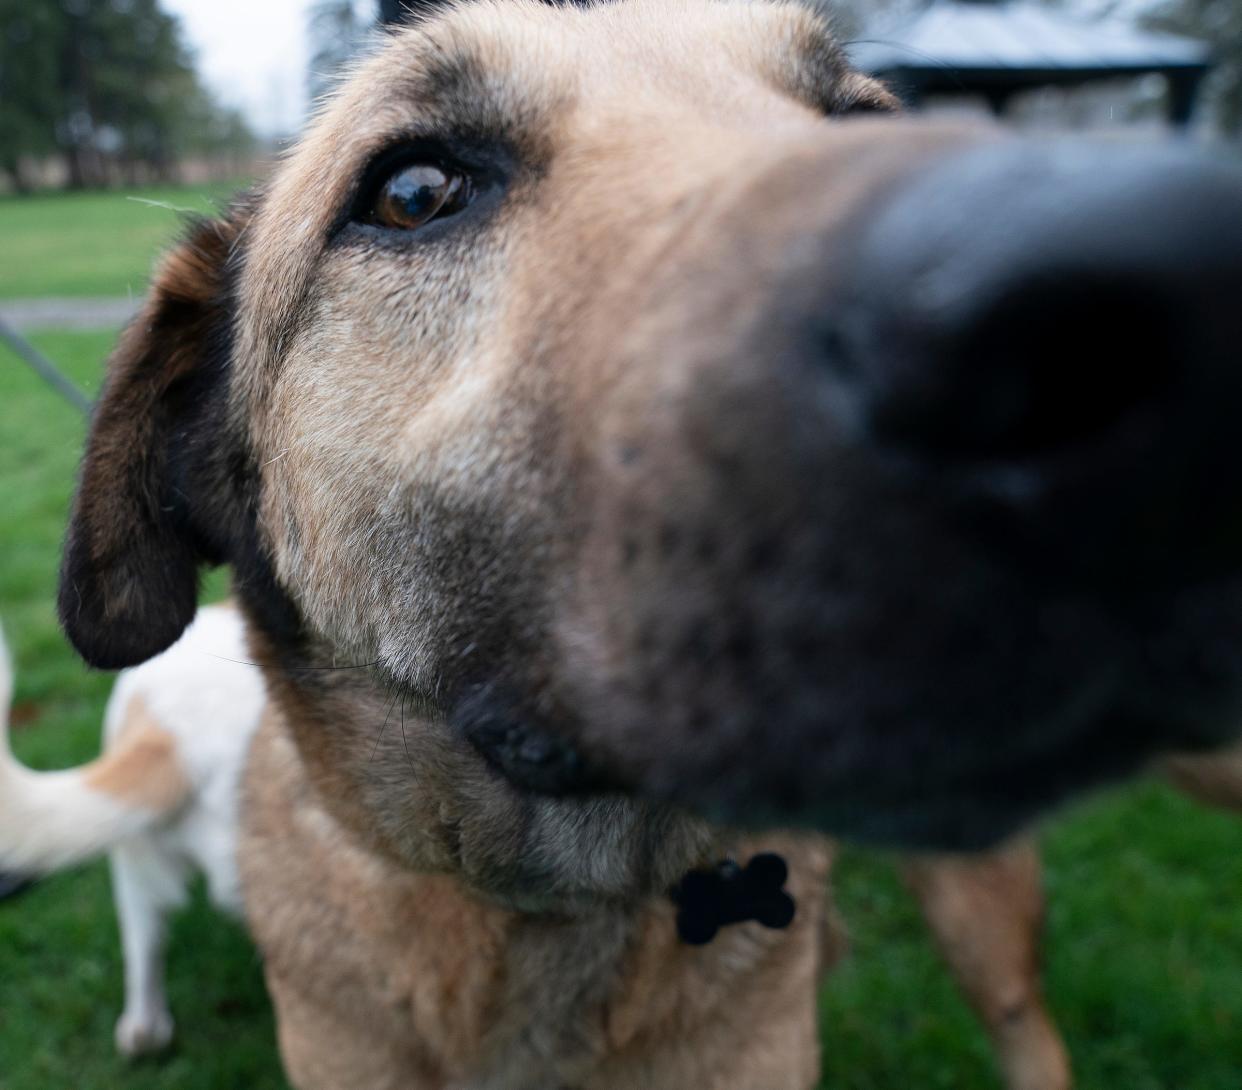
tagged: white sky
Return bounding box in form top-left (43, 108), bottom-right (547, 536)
top-left (161, 0), bottom-right (317, 139)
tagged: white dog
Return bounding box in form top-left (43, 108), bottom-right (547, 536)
top-left (0, 604), bottom-right (263, 1055)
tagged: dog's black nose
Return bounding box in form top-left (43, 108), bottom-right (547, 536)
top-left (832, 142), bottom-right (1242, 583)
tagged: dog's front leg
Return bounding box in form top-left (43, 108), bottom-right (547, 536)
top-left (900, 840), bottom-right (1071, 1090)
top-left (1163, 744), bottom-right (1242, 813)
top-left (110, 839), bottom-right (186, 1056)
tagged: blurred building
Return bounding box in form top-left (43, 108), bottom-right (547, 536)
top-left (849, 0), bottom-right (1214, 130)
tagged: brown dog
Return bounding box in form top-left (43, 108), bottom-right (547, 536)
top-left (54, 1), bottom-right (1242, 1087)
top-left (60, 3), bottom-right (888, 1086)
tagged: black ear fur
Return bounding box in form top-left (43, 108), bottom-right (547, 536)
top-left (58, 209), bottom-right (250, 670)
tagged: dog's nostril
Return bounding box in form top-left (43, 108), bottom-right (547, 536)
top-left (881, 276), bottom-right (1183, 461)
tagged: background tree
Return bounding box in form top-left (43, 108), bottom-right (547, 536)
top-left (0, 2), bottom-right (64, 191)
top-left (1150, 0), bottom-right (1242, 136)
top-left (309, 0), bottom-right (374, 107)
top-left (0, 0), bottom-right (252, 192)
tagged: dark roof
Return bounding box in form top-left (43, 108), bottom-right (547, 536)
top-left (849, 0), bottom-right (1213, 94)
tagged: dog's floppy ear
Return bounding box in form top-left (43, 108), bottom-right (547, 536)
top-left (59, 206), bottom-right (251, 670)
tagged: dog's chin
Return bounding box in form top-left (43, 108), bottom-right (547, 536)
top-left (475, 883), bottom-right (654, 918)
top-left (413, 771), bottom-right (717, 915)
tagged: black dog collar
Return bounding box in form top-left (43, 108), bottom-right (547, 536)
top-left (671, 852), bottom-right (796, 945)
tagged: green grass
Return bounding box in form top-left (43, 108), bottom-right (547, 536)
top-left (0, 182), bottom-right (246, 299)
top-left (0, 331), bottom-right (284, 1090)
top-left (820, 790), bottom-right (1242, 1089)
top-left (1, 324), bottom-right (1241, 1085)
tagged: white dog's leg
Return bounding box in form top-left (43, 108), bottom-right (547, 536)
top-left (110, 838), bottom-right (189, 1057)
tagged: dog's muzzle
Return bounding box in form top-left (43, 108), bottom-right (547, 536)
top-left (504, 133), bottom-right (1242, 850)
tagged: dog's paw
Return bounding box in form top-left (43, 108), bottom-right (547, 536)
top-left (115, 1009), bottom-right (175, 1057)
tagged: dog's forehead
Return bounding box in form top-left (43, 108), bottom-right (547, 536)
top-left (235, 0), bottom-right (851, 395)
top-left (395, 0), bottom-right (851, 110)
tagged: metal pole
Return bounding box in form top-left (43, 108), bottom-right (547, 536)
top-left (0, 316), bottom-right (92, 415)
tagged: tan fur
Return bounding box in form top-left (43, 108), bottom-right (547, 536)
top-left (236, 2), bottom-right (916, 670)
top-left (207, 11), bottom-right (896, 1083)
top-left (83, 696), bottom-right (190, 814)
top-left (242, 709), bottom-right (836, 1089)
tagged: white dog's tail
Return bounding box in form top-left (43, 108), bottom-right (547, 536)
top-left (0, 624), bottom-right (190, 874)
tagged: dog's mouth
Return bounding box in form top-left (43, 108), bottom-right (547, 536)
top-left (462, 677), bottom-right (1239, 852)
top-left (447, 558), bottom-right (1242, 852)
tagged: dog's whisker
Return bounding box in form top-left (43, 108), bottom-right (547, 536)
top-left (370, 682), bottom-right (402, 764)
top-left (125, 196), bottom-right (200, 215)
top-left (398, 691), bottom-right (417, 778)
top-left (200, 652), bottom-right (381, 673)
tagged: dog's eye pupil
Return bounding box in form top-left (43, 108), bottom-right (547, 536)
top-left (373, 164), bottom-right (468, 230)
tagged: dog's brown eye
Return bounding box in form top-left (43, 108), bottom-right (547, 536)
top-left (372, 163), bottom-right (471, 230)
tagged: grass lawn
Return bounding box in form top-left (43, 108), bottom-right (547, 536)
top-left (0, 331), bottom-right (283, 1090)
top-left (0, 182), bottom-right (247, 300)
top-left (1, 263), bottom-right (1241, 1085)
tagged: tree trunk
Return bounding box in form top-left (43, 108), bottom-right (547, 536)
top-left (0, 157), bottom-right (31, 195)
top-left (65, 145), bottom-right (87, 189)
